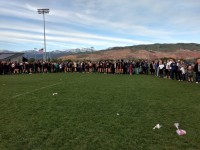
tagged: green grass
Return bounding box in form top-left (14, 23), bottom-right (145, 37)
top-left (0, 73), bottom-right (200, 150)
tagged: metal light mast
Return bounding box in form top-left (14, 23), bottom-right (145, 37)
top-left (37, 8), bottom-right (49, 62)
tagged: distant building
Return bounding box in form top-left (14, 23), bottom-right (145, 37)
top-left (0, 53), bottom-right (24, 62)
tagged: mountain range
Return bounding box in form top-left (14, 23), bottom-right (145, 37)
top-left (1, 43), bottom-right (200, 60)
top-left (60, 43), bottom-right (200, 61)
top-left (0, 48), bottom-right (95, 59)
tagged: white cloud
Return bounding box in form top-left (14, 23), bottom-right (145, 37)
top-left (0, 0), bottom-right (200, 51)
top-left (0, 29), bottom-right (150, 48)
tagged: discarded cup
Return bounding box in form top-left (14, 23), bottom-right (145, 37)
top-left (117, 113), bottom-right (120, 116)
top-left (153, 124), bottom-right (162, 129)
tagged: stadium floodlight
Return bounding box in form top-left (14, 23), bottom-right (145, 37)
top-left (37, 8), bottom-right (50, 62)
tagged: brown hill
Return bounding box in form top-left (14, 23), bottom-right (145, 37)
top-left (60, 48), bottom-right (200, 61)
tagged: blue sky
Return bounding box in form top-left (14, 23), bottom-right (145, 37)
top-left (0, 0), bottom-right (200, 51)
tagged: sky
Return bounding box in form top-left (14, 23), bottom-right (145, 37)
top-left (0, 0), bottom-right (200, 51)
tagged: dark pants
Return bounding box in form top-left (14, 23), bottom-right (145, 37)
top-left (170, 70), bottom-right (175, 79)
top-left (0, 68), bottom-right (2, 75)
top-left (159, 69), bottom-right (164, 78)
top-left (177, 70), bottom-right (181, 80)
top-left (181, 74), bottom-right (186, 81)
top-left (196, 72), bottom-right (200, 82)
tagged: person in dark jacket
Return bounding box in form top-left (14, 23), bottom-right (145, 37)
top-left (0, 61), bottom-right (3, 75)
top-left (194, 58), bottom-right (200, 83)
top-left (135, 61), bottom-right (140, 75)
top-left (170, 59), bottom-right (177, 80)
top-left (150, 61), bottom-right (155, 75)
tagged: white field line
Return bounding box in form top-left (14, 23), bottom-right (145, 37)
top-left (11, 82), bottom-right (62, 99)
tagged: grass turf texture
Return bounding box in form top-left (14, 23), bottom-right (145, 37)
top-left (0, 73), bottom-right (200, 150)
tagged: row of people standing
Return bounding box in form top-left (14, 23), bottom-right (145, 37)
top-left (0, 59), bottom-right (200, 83)
top-left (149, 59), bottom-right (200, 83)
top-left (0, 60), bottom-right (148, 75)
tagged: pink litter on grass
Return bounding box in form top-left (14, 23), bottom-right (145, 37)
top-left (174, 123), bottom-right (186, 136)
top-left (176, 129), bottom-right (186, 136)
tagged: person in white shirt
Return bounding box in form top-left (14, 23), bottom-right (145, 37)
top-left (165, 59), bottom-right (172, 79)
top-left (74, 61), bottom-right (77, 72)
top-left (158, 60), bottom-right (165, 78)
top-left (180, 64), bottom-right (186, 81)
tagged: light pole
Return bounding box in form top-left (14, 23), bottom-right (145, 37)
top-left (37, 8), bottom-right (50, 62)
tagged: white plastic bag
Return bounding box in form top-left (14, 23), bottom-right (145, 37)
top-left (153, 124), bottom-right (162, 129)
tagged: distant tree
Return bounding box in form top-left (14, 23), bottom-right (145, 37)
top-left (90, 47), bottom-right (95, 51)
top-left (51, 58), bottom-right (59, 62)
top-left (63, 59), bottom-right (72, 62)
top-left (28, 58), bottom-right (35, 63)
top-left (47, 58), bottom-right (51, 62)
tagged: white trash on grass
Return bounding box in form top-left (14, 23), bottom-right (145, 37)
top-left (174, 123), bottom-right (179, 129)
top-left (153, 124), bottom-right (162, 129)
top-left (52, 93), bottom-right (58, 96)
top-left (117, 113), bottom-right (120, 116)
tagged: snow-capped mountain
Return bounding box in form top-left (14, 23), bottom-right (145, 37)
top-left (50, 47), bottom-right (95, 53)
top-left (0, 50), bottom-right (15, 53)
top-left (0, 47), bottom-right (95, 59)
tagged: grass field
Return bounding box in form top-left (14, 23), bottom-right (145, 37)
top-left (0, 73), bottom-right (200, 150)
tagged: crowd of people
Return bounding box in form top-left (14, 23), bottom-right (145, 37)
top-left (0, 58), bottom-right (200, 83)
